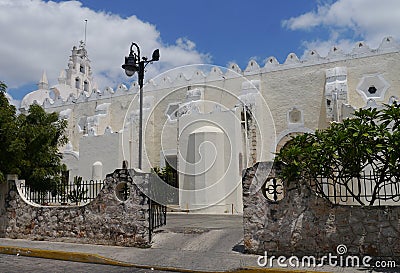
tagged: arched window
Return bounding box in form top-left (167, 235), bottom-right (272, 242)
top-left (84, 81), bottom-right (89, 92)
top-left (75, 77), bottom-right (81, 89)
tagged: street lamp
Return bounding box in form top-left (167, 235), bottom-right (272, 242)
top-left (122, 43), bottom-right (160, 169)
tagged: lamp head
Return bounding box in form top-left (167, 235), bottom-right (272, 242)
top-left (122, 54), bottom-right (138, 77)
top-left (152, 49), bottom-right (160, 61)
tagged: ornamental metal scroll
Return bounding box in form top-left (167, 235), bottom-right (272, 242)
top-left (262, 177), bottom-right (284, 203)
top-left (310, 170), bottom-right (400, 206)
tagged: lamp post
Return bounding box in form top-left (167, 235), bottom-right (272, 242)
top-left (122, 43), bottom-right (160, 169)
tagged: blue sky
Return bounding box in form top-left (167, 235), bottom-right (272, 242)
top-left (1, 0), bottom-right (399, 103)
top-left (72, 0), bottom-right (322, 65)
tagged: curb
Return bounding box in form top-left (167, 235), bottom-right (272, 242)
top-left (0, 245), bottom-right (330, 273)
top-left (0, 245), bottom-right (219, 273)
top-left (0, 245), bottom-right (132, 267)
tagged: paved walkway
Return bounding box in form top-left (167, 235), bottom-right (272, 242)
top-left (0, 214), bottom-right (390, 272)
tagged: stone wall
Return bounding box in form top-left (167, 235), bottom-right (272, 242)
top-left (243, 162), bottom-right (400, 258)
top-left (0, 169), bottom-right (150, 247)
top-left (0, 175), bottom-right (12, 237)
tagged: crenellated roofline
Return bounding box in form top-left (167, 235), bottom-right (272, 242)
top-left (40, 36), bottom-right (399, 109)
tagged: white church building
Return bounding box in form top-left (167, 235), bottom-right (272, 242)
top-left (20, 37), bottom-right (400, 214)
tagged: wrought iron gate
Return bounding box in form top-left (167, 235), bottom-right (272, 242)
top-left (148, 198), bottom-right (167, 242)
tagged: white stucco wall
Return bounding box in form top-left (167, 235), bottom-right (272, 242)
top-left (77, 131), bottom-right (123, 180)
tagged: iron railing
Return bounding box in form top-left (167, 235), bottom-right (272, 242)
top-left (148, 198), bottom-right (167, 242)
top-left (18, 179), bottom-right (104, 206)
top-left (310, 170), bottom-right (400, 206)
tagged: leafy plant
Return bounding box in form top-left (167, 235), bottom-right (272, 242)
top-left (67, 176), bottom-right (88, 205)
top-left (276, 102), bottom-right (400, 206)
top-left (0, 81), bottom-right (68, 192)
top-left (15, 104), bottom-right (68, 192)
top-left (0, 81), bottom-right (19, 182)
top-left (153, 165), bottom-right (177, 187)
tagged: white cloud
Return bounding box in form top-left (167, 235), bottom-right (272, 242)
top-left (282, 5), bottom-right (329, 30)
top-left (175, 38), bottom-right (196, 51)
top-left (282, 0), bottom-right (400, 56)
top-left (0, 0), bottom-right (210, 97)
top-left (5, 92), bottom-right (21, 109)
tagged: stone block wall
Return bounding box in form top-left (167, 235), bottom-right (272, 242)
top-left (0, 169), bottom-right (150, 247)
top-left (0, 176), bottom-right (11, 237)
top-left (243, 162), bottom-right (400, 258)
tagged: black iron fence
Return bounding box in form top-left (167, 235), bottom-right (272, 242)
top-left (148, 198), bottom-right (167, 242)
top-left (18, 179), bottom-right (104, 206)
top-left (310, 170), bottom-right (400, 206)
